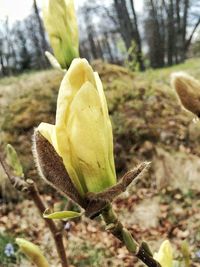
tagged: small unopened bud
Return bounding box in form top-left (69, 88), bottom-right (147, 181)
top-left (43, 0), bottom-right (79, 69)
top-left (181, 240), bottom-right (190, 267)
top-left (171, 72), bottom-right (200, 117)
top-left (122, 228), bottom-right (138, 254)
top-left (16, 238), bottom-right (49, 267)
top-left (6, 144), bottom-right (24, 177)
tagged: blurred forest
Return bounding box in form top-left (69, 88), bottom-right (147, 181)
top-left (0, 0), bottom-right (200, 76)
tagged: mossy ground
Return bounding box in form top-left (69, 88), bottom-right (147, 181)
top-left (0, 58), bottom-right (200, 266)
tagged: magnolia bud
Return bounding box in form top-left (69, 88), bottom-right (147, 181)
top-left (171, 72), bottom-right (200, 117)
top-left (35, 58), bottom-right (116, 196)
top-left (43, 0), bottom-right (79, 69)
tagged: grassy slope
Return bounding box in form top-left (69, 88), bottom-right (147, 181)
top-left (0, 58), bottom-right (200, 183)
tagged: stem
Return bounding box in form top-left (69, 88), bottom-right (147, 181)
top-left (27, 180), bottom-right (69, 267)
top-left (101, 204), bottom-right (161, 267)
top-left (0, 150), bottom-right (69, 267)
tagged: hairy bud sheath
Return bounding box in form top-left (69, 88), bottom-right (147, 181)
top-left (34, 58), bottom-right (116, 199)
top-left (43, 0), bottom-right (79, 69)
top-left (33, 131), bottom-right (86, 207)
top-left (171, 72), bottom-right (200, 117)
top-left (6, 144), bottom-right (24, 177)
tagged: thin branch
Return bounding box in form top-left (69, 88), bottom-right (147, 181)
top-left (26, 180), bottom-right (69, 267)
top-left (0, 149), bottom-right (69, 267)
top-left (185, 17), bottom-right (200, 50)
top-left (101, 6), bottom-right (119, 26)
top-left (102, 204), bottom-right (161, 267)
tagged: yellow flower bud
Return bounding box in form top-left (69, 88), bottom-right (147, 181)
top-left (154, 240), bottom-right (173, 267)
top-left (171, 72), bottom-right (200, 117)
top-left (43, 0), bottom-right (79, 69)
top-left (37, 58), bottom-right (116, 196)
top-left (16, 238), bottom-right (49, 267)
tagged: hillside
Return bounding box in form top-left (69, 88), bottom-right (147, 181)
top-left (1, 59), bottom-right (200, 187)
top-left (0, 59), bottom-right (200, 266)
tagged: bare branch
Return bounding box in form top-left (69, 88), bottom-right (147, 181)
top-left (185, 17), bottom-right (200, 50)
top-left (0, 147), bottom-right (69, 267)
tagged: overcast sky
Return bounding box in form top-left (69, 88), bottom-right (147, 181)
top-left (0, 0), bottom-right (143, 24)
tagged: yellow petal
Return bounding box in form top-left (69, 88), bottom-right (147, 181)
top-left (67, 81), bottom-right (116, 193)
top-left (55, 58), bottom-right (96, 127)
top-left (45, 51), bottom-right (62, 70)
top-left (94, 72), bottom-right (109, 117)
top-left (94, 72), bottom-right (116, 176)
top-left (154, 240), bottom-right (173, 267)
top-left (52, 59), bottom-right (97, 195)
top-left (37, 122), bottom-right (58, 153)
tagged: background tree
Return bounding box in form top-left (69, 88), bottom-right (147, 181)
top-left (114, 0), bottom-right (145, 70)
top-left (144, 0), bottom-right (200, 68)
top-left (144, 0), bottom-right (165, 68)
top-left (0, 0), bottom-right (199, 76)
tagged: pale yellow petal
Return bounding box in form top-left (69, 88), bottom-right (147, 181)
top-left (55, 124), bottom-right (86, 196)
top-left (94, 72), bottom-right (109, 116)
top-left (154, 240), bottom-right (173, 267)
top-left (55, 58), bottom-right (96, 127)
top-left (94, 72), bottom-right (116, 176)
top-left (55, 59), bottom-right (96, 195)
top-left (67, 81), bottom-right (116, 193)
top-left (37, 122), bottom-right (58, 153)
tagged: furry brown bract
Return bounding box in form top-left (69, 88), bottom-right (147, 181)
top-left (171, 72), bottom-right (200, 117)
top-left (33, 130), bottom-right (86, 208)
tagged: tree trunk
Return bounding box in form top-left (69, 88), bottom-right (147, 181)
top-left (33, 0), bottom-right (48, 67)
top-left (174, 0), bottom-right (181, 63)
top-left (185, 17), bottom-right (200, 52)
top-left (129, 0), bottom-right (145, 71)
top-left (181, 0), bottom-right (189, 61)
top-left (146, 0), bottom-right (165, 68)
top-left (104, 32), bottom-right (114, 63)
top-left (114, 0), bottom-right (145, 70)
top-left (88, 27), bottom-right (99, 60)
top-left (167, 0), bottom-right (175, 66)
top-left (0, 55), bottom-right (6, 76)
top-left (114, 0), bottom-right (133, 50)
top-left (33, 0), bottom-right (48, 51)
